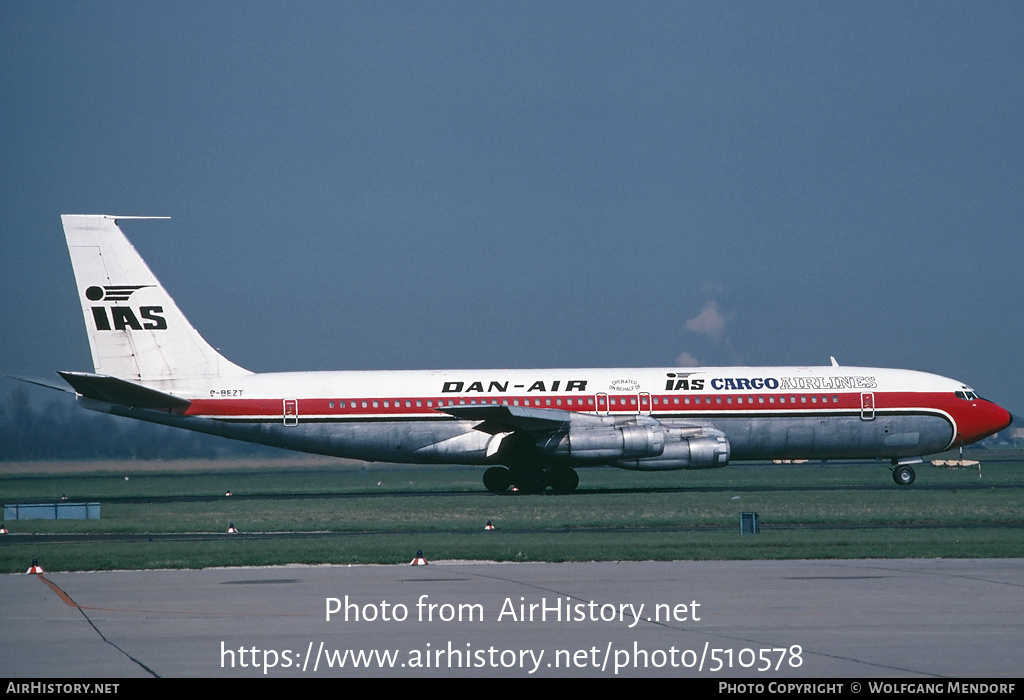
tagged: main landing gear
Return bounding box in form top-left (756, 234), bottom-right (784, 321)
top-left (891, 464), bottom-right (916, 486)
top-left (482, 465), bottom-right (579, 494)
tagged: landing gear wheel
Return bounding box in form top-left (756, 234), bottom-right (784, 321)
top-left (509, 466), bottom-right (547, 494)
top-left (892, 465), bottom-right (916, 486)
top-left (548, 467), bottom-right (579, 494)
top-left (482, 467), bottom-right (511, 493)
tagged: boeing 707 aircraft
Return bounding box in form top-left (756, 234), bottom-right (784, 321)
top-left (54, 215), bottom-right (1012, 493)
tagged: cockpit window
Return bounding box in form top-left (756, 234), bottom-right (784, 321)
top-left (955, 391), bottom-right (978, 401)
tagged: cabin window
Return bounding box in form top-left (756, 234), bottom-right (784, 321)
top-left (329, 401), bottom-right (334, 409)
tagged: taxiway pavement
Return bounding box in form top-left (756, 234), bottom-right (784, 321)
top-left (1, 559), bottom-right (1021, 677)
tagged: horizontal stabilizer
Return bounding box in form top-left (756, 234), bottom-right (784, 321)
top-left (1, 374), bottom-right (76, 394)
top-left (439, 404), bottom-right (572, 434)
top-left (57, 371), bottom-right (191, 410)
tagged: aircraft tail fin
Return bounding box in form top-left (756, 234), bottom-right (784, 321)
top-left (61, 215), bottom-right (251, 384)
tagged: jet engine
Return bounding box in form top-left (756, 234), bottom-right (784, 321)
top-left (537, 423), bottom-right (665, 461)
top-left (534, 419), bottom-right (731, 471)
top-left (614, 424), bottom-right (730, 470)
top-left (615, 432), bottom-right (730, 470)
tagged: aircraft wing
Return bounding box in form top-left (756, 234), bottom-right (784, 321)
top-left (438, 403), bottom-right (573, 434)
top-left (57, 371), bottom-right (191, 410)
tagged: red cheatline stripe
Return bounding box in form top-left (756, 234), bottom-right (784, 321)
top-left (183, 391), bottom-right (958, 420)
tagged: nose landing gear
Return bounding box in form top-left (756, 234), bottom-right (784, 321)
top-left (892, 464), bottom-right (916, 486)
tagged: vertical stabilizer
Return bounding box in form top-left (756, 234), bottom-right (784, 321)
top-left (62, 215), bottom-right (251, 383)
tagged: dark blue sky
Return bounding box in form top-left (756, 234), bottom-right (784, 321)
top-left (3, 2), bottom-right (1022, 413)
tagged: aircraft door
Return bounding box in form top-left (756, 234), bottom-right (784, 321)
top-left (284, 399), bottom-right (299, 426)
top-left (639, 392), bottom-right (652, 414)
top-left (860, 393), bottom-right (875, 421)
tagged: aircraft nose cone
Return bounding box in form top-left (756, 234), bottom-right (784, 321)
top-left (996, 403), bottom-right (1013, 431)
top-left (979, 399), bottom-right (1013, 440)
top-left (956, 399), bottom-right (1013, 447)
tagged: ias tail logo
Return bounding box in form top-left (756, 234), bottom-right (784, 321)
top-left (85, 285), bottom-right (167, 331)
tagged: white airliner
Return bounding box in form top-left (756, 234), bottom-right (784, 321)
top-left (55, 215), bottom-right (1012, 493)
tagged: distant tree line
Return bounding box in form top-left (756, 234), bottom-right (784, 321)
top-left (0, 385), bottom-right (282, 461)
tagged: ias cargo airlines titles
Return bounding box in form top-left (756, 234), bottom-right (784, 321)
top-left (49, 215), bottom-right (1011, 493)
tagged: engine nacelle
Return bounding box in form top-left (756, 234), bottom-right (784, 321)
top-left (539, 424), bottom-right (665, 462)
top-left (614, 432), bottom-right (730, 471)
